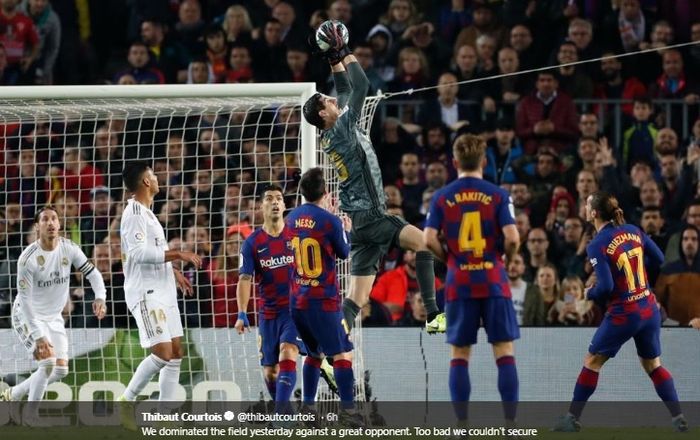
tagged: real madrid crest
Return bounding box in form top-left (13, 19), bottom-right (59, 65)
top-left (62, 257), bottom-right (69, 266)
top-left (37, 255), bottom-right (45, 266)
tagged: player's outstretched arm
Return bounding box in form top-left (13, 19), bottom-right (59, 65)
top-left (344, 56), bottom-right (370, 118)
top-left (235, 275), bottom-right (252, 334)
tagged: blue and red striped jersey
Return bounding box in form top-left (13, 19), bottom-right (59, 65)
top-left (425, 176), bottom-right (514, 301)
top-left (239, 227), bottom-right (294, 319)
top-left (586, 223), bottom-right (664, 322)
top-left (285, 203), bottom-right (350, 311)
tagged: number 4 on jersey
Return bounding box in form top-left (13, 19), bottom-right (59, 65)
top-left (458, 212), bottom-right (486, 258)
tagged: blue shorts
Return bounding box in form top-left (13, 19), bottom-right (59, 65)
top-left (292, 307), bottom-right (353, 358)
top-left (446, 297), bottom-right (520, 347)
top-left (589, 307), bottom-right (661, 359)
top-left (258, 309), bottom-right (304, 366)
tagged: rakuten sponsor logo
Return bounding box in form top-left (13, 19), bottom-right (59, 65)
top-left (259, 255), bottom-right (294, 268)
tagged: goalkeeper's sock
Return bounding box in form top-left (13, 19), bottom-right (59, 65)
top-left (649, 366), bottom-right (682, 417)
top-left (275, 360), bottom-right (297, 414)
top-left (342, 298), bottom-right (361, 330)
top-left (449, 359), bottom-right (470, 421)
top-left (496, 356), bottom-right (519, 421)
top-left (569, 367), bottom-right (598, 419)
top-left (158, 358), bottom-right (182, 401)
top-left (415, 251), bottom-right (439, 320)
top-left (123, 354), bottom-right (167, 401)
top-left (302, 357), bottom-right (321, 404)
top-left (333, 359), bottom-right (354, 410)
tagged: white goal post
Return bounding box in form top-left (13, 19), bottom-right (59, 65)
top-left (0, 82), bottom-right (381, 404)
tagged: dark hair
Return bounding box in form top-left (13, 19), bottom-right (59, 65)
top-left (633, 95), bottom-right (652, 107)
top-left (34, 205), bottom-right (59, 223)
top-left (589, 191), bottom-right (625, 226)
top-left (299, 167), bottom-right (326, 203)
top-left (259, 183), bottom-right (284, 201)
top-left (122, 161), bottom-right (151, 192)
top-left (302, 92), bottom-right (325, 129)
top-left (642, 205), bottom-right (662, 214)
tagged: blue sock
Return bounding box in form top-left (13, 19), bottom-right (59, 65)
top-left (449, 359), bottom-right (470, 421)
top-left (569, 367), bottom-right (599, 419)
top-left (265, 377), bottom-right (277, 400)
top-left (496, 356), bottom-right (519, 421)
top-left (275, 359), bottom-right (296, 414)
top-left (649, 366), bottom-right (681, 417)
top-left (302, 357), bottom-right (321, 404)
top-left (333, 359), bottom-right (354, 410)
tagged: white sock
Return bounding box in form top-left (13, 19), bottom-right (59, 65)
top-left (158, 359), bottom-right (182, 401)
top-left (11, 365), bottom-right (68, 401)
top-left (123, 354), bottom-right (167, 401)
top-left (28, 358), bottom-right (55, 401)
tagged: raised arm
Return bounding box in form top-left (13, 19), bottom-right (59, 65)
top-left (344, 57), bottom-right (369, 117)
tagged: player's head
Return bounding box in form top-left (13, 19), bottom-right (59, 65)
top-left (452, 133), bottom-right (487, 173)
top-left (123, 160), bottom-right (159, 195)
top-left (302, 92), bottom-right (340, 130)
top-left (260, 184), bottom-right (285, 223)
top-left (586, 191), bottom-right (625, 226)
top-left (299, 167), bottom-right (327, 203)
top-left (34, 205), bottom-right (60, 240)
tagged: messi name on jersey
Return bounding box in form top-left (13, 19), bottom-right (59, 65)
top-left (445, 191), bottom-right (493, 207)
top-left (606, 233), bottom-right (642, 255)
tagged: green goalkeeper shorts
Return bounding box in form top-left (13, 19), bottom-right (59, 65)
top-left (348, 207), bottom-right (409, 276)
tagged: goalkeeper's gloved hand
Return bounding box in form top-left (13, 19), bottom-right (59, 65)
top-left (315, 21), bottom-right (351, 65)
top-left (238, 311), bottom-right (250, 328)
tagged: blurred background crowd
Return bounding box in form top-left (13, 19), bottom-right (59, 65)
top-left (0, 0), bottom-right (700, 330)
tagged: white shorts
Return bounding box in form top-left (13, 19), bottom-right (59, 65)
top-left (12, 301), bottom-right (69, 360)
top-left (130, 298), bottom-right (183, 349)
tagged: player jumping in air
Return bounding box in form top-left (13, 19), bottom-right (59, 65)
top-left (117, 161), bottom-right (202, 430)
top-left (423, 134), bottom-right (521, 428)
top-left (302, 20), bottom-right (444, 333)
top-left (553, 192), bottom-right (688, 433)
top-left (235, 185), bottom-right (304, 414)
top-left (286, 168), bottom-right (361, 425)
top-left (1, 206), bottom-right (107, 426)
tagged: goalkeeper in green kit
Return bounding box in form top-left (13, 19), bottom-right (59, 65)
top-left (302, 20), bottom-right (445, 334)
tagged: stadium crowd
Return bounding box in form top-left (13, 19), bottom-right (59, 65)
top-left (1, 0), bottom-right (700, 329)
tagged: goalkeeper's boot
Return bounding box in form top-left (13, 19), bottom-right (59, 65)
top-left (551, 414), bottom-right (581, 432)
top-left (319, 357), bottom-right (339, 396)
top-left (117, 395), bottom-right (138, 431)
top-left (426, 312), bottom-right (446, 334)
top-left (672, 414), bottom-right (689, 433)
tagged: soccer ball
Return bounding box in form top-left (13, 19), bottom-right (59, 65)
top-left (315, 20), bottom-right (349, 52)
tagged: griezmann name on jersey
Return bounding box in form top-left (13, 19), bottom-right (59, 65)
top-left (285, 204), bottom-right (350, 311)
top-left (239, 228), bottom-right (295, 319)
top-left (426, 177), bottom-right (515, 301)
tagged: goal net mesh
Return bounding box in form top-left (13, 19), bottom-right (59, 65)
top-left (0, 88), bottom-right (383, 404)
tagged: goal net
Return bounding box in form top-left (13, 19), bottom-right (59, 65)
top-left (0, 83), bottom-right (380, 405)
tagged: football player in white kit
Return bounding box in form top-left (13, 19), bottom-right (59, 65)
top-left (117, 161), bottom-right (201, 429)
top-left (0, 206), bottom-right (107, 426)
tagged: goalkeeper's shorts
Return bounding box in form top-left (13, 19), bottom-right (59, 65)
top-left (349, 208), bottom-right (408, 276)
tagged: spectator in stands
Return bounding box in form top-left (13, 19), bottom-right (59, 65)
top-left (621, 95), bottom-right (657, 173)
top-left (283, 45), bottom-right (318, 84)
top-left (601, 0), bottom-right (650, 53)
top-left (210, 226), bottom-right (254, 327)
top-left (648, 50), bottom-right (700, 134)
top-left (509, 23), bottom-right (540, 71)
top-left (0, 43), bottom-right (14, 85)
top-left (251, 18), bottom-right (287, 82)
top-left (388, 46), bottom-right (431, 94)
top-left (398, 291), bottom-right (428, 327)
top-left (0, 0), bottom-right (39, 84)
top-left (222, 184), bottom-right (243, 227)
top-left (555, 41), bottom-right (593, 100)
top-left (516, 71), bottom-right (579, 154)
top-left (55, 146), bottom-right (104, 214)
top-left (80, 186), bottom-right (112, 251)
top-left (534, 263), bottom-right (560, 316)
top-left (379, 0), bottom-right (421, 45)
top-left (524, 228), bottom-right (551, 282)
top-left (417, 71), bottom-right (474, 131)
top-left (514, 147), bottom-right (563, 223)
top-left (453, 3), bottom-right (504, 54)
top-left (686, 21), bottom-right (700, 77)
top-left (594, 51), bottom-right (646, 117)
top-left (484, 47), bottom-right (529, 118)
top-left (328, 1), bottom-right (360, 46)
top-left (140, 18), bottom-right (189, 84)
top-left (566, 18), bottom-right (598, 63)
top-left (656, 225), bottom-right (700, 326)
top-left (640, 19), bottom-right (675, 51)
top-left (452, 44), bottom-right (483, 114)
top-left (225, 44), bottom-right (254, 83)
top-left (547, 275), bottom-right (600, 326)
top-left (2, 147), bottom-right (47, 222)
top-left (545, 190), bottom-right (576, 241)
top-left (271, 1), bottom-right (304, 47)
top-left (578, 113), bottom-right (600, 139)
top-left (507, 252), bottom-right (546, 326)
top-left (113, 41), bottom-right (164, 84)
top-left (384, 184), bottom-right (403, 209)
top-left (656, 126), bottom-right (680, 158)
top-left (174, 0), bottom-right (205, 57)
top-left (221, 5), bottom-right (253, 46)
top-left (557, 216), bottom-right (587, 277)
top-left (391, 21), bottom-right (451, 76)
top-left (485, 117), bottom-right (523, 185)
top-left (353, 42), bottom-right (386, 95)
top-left (203, 25), bottom-right (228, 83)
top-left (425, 160), bottom-right (448, 192)
top-left (433, 0), bottom-right (472, 47)
top-left (366, 24), bottom-right (395, 82)
top-left (0, 211), bottom-right (13, 328)
top-left (20, 0), bottom-right (60, 84)
top-left (395, 151), bottom-right (426, 223)
top-left (54, 192), bottom-right (81, 244)
top-left (666, 199), bottom-right (700, 262)
top-left (187, 58), bottom-right (214, 84)
top-left (514, 212), bottom-right (531, 248)
top-left (474, 33), bottom-right (496, 77)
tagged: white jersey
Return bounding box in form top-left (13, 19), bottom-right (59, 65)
top-left (120, 198), bottom-right (177, 309)
top-left (16, 237), bottom-right (105, 339)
